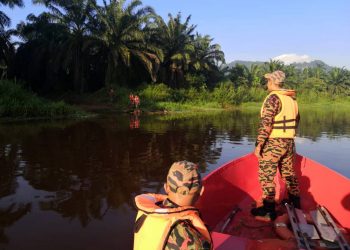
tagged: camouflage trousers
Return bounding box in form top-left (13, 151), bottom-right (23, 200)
top-left (258, 138), bottom-right (300, 201)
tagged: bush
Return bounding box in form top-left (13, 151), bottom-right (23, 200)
top-left (170, 89), bottom-right (187, 102)
top-left (213, 81), bottom-right (236, 106)
top-left (139, 83), bottom-right (172, 102)
top-left (302, 77), bottom-right (327, 91)
top-left (185, 73), bottom-right (206, 89)
top-left (0, 80), bottom-right (80, 118)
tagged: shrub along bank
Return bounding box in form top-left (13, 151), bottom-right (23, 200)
top-left (0, 80), bottom-right (84, 119)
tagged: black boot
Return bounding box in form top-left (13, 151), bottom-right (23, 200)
top-left (282, 193), bottom-right (301, 209)
top-left (288, 193), bottom-right (301, 209)
top-left (251, 199), bottom-right (277, 220)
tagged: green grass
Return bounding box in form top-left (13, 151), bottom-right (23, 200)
top-left (0, 80), bottom-right (86, 120)
top-left (126, 84), bottom-right (350, 113)
top-left (8, 80), bottom-right (348, 117)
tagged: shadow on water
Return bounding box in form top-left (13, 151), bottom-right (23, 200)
top-left (0, 108), bottom-right (349, 249)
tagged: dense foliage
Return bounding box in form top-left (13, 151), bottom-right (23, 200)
top-left (1, 0), bottom-right (350, 106)
top-left (1, 0), bottom-right (225, 94)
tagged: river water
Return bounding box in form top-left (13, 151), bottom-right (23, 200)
top-left (0, 108), bottom-right (349, 249)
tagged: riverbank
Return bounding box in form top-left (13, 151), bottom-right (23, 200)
top-left (0, 80), bottom-right (88, 121)
top-left (2, 80), bottom-right (350, 120)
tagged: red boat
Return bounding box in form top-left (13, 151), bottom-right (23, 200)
top-left (197, 153), bottom-right (350, 250)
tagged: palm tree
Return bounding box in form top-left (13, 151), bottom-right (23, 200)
top-left (0, 0), bottom-right (23, 79)
top-left (0, 28), bottom-right (16, 79)
top-left (247, 64), bottom-right (261, 87)
top-left (16, 13), bottom-right (69, 91)
top-left (310, 63), bottom-right (326, 80)
top-left (229, 64), bottom-right (249, 88)
top-left (328, 67), bottom-right (346, 85)
top-left (263, 59), bottom-right (284, 73)
top-left (152, 13), bottom-right (196, 88)
top-left (283, 64), bottom-right (300, 88)
top-left (191, 34), bottom-right (224, 69)
top-left (0, 11), bottom-right (10, 30)
top-left (302, 67), bottom-right (310, 80)
top-left (185, 34), bottom-right (225, 87)
top-left (0, 0), bottom-right (23, 7)
top-left (0, 0), bottom-right (24, 28)
top-left (33, 0), bottom-right (95, 93)
top-left (191, 34), bottom-right (225, 71)
top-left (327, 67), bottom-right (349, 94)
top-left (91, 0), bottom-right (162, 86)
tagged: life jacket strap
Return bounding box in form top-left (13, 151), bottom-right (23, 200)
top-left (134, 214), bottom-right (147, 233)
top-left (273, 118), bottom-right (296, 124)
top-left (273, 116), bottom-right (297, 132)
top-left (273, 126), bottom-right (297, 131)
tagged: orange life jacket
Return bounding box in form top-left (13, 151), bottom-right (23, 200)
top-left (133, 193), bottom-right (212, 250)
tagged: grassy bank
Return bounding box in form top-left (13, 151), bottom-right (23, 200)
top-left (90, 82), bottom-right (267, 112)
top-left (0, 80), bottom-right (86, 120)
top-left (2, 80), bottom-right (349, 119)
top-left (130, 83), bottom-right (350, 112)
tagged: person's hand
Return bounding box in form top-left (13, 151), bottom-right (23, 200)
top-left (254, 144), bottom-right (263, 158)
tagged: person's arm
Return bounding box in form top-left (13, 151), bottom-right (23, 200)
top-left (296, 112), bottom-right (300, 128)
top-left (254, 94), bottom-right (281, 157)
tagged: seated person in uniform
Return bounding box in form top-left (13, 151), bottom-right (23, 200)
top-left (133, 161), bottom-right (212, 250)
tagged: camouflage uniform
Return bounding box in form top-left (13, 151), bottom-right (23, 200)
top-left (164, 161), bottom-right (211, 250)
top-left (133, 161), bottom-right (212, 250)
top-left (256, 94), bottom-right (300, 201)
top-left (160, 198), bottom-right (211, 250)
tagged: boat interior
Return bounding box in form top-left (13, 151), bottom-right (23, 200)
top-left (197, 154), bottom-right (350, 250)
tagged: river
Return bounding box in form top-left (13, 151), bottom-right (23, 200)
top-left (0, 108), bottom-right (349, 249)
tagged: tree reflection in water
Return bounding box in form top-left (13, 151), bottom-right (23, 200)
top-left (0, 203), bottom-right (31, 243)
top-left (0, 108), bottom-right (349, 249)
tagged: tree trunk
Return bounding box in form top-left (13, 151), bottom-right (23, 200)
top-left (105, 56), bottom-right (113, 87)
top-left (73, 45), bottom-right (82, 93)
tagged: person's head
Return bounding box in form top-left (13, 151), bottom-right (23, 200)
top-left (264, 70), bottom-right (285, 92)
top-left (164, 161), bottom-right (204, 206)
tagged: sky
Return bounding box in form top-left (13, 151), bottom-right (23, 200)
top-left (3, 0), bottom-right (350, 68)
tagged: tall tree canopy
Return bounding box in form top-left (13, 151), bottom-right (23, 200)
top-left (91, 0), bottom-right (162, 86)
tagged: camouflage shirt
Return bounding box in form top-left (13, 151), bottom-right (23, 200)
top-left (161, 199), bottom-right (211, 250)
top-left (256, 94), bottom-right (300, 146)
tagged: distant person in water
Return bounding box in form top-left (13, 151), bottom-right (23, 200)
top-left (133, 161), bottom-right (212, 250)
top-left (134, 95), bottom-right (140, 109)
top-left (251, 70), bottom-right (301, 221)
top-left (108, 87), bottom-right (115, 103)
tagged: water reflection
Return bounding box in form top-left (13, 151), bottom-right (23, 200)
top-left (129, 109), bottom-right (141, 129)
top-left (0, 203), bottom-right (31, 243)
top-left (298, 108), bottom-right (350, 139)
top-left (0, 108), bottom-right (349, 249)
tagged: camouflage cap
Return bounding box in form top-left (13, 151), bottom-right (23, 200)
top-left (166, 161), bottom-right (202, 195)
top-left (264, 70), bottom-right (285, 84)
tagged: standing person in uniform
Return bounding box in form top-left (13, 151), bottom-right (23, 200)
top-left (133, 161), bottom-right (212, 250)
top-left (129, 93), bottom-right (135, 109)
top-left (251, 70), bottom-right (301, 221)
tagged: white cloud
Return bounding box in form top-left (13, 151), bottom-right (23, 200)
top-left (272, 54), bottom-right (313, 65)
